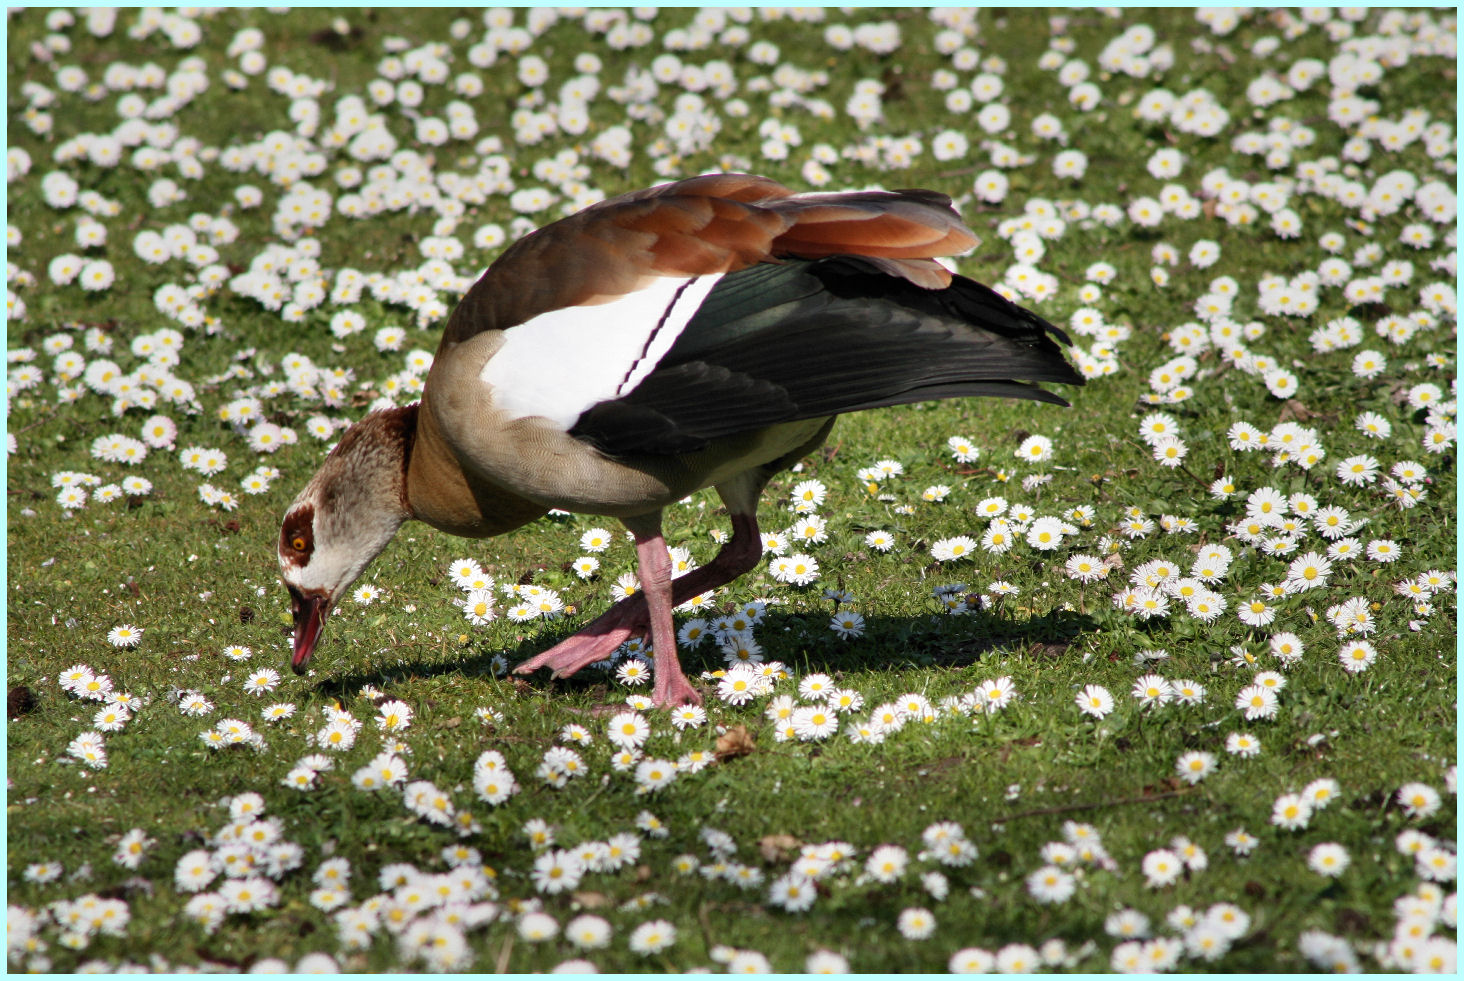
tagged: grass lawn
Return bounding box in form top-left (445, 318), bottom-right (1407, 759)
top-left (5, 6), bottom-right (1457, 974)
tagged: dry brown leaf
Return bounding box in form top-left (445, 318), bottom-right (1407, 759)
top-left (715, 725), bottom-right (756, 761)
top-left (1278, 398), bottom-right (1316, 423)
top-left (758, 833), bottom-right (802, 864)
top-left (572, 891), bottom-right (610, 909)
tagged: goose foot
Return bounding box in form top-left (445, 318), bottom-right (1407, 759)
top-left (514, 510), bottom-right (760, 707)
top-left (651, 652), bottom-right (702, 707)
top-left (513, 595), bottom-right (649, 679)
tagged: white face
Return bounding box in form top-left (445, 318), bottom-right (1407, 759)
top-left (279, 498), bottom-right (335, 675)
top-left (278, 500), bottom-right (365, 603)
top-left (279, 487), bottom-right (405, 673)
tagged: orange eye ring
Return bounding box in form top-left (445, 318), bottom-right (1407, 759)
top-left (291, 536), bottom-right (306, 552)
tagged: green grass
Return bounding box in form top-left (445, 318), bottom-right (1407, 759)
top-left (6, 6), bottom-right (1457, 973)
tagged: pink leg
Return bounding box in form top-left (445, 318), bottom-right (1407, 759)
top-left (513, 513), bottom-right (763, 689)
top-left (512, 594), bottom-right (649, 679)
top-left (629, 526), bottom-right (701, 707)
top-left (666, 513), bottom-right (762, 604)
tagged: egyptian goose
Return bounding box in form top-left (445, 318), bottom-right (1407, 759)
top-left (278, 174), bottom-right (1081, 707)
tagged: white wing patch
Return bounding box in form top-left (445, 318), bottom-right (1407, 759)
top-left (480, 275), bottom-right (721, 430)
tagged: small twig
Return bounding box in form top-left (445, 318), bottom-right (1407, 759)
top-left (11, 406), bottom-right (59, 436)
top-left (996, 786), bottom-right (1195, 823)
top-left (494, 933), bottom-right (514, 974)
top-left (1123, 437), bottom-right (1210, 492)
top-left (696, 901), bottom-right (715, 951)
top-left (934, 165), bottom-right (980, 180)
top-left (1177, 462), bottom-right (1212, 491)
top-left (576, 781), bottom-right (609, 811)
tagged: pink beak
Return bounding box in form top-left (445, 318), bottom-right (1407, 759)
top-left (290, 590), bottom-right (329, 675)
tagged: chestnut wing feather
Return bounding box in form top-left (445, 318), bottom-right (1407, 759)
top-left (438, 175), bottom-right (979, 345)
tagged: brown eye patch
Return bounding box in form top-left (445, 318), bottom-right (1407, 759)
top-left (280, 505), bottom-right (315, 565)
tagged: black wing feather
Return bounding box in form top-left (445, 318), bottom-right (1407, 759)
top-left (570, 257), bottom-right (1083, 457)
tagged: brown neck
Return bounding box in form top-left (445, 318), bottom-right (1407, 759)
top-left (405, 393), bottom-right (550, 538)
top-left (380, 403), bottom-right (417, 515)
top-left (314, 403), bottom-right (418, 520)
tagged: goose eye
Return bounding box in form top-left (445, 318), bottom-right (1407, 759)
top-left (291, 536), bottom-right (307, 552)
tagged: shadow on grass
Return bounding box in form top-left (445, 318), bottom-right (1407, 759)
top-left (313, 606), bottom-right (1097, 700)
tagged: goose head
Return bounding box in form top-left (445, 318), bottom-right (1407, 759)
top-left (278, 407), bottom-right (416, 674)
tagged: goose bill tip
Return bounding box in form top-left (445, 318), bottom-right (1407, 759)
top-left (291, 594), bottom-right (328, 675)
